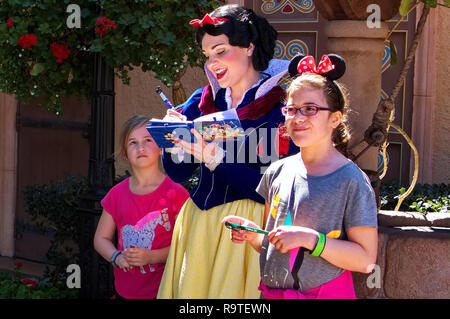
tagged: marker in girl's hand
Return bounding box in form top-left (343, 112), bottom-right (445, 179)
top-left (225, 221), bottom-right (269, 235)
top-left (156, 86), bottom-right (174, 109)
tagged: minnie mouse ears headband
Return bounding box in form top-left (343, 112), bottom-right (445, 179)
top-left (189, 13), bottom-right (229, 28)
top-left (288, 54), bottom-right (346, 107)
top-left (288, 54), bottom-right (346, 81)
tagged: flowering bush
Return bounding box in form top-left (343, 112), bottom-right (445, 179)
top-left (18, 34), bottom-right (37, 49)
top-left (0, 0), bottom-right (222, 113)
top-left (0, 261), bottom-right (77, 299)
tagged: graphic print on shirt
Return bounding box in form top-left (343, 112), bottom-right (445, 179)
top-left (121, 208), bottom-right (170, 274)
top-left (270, 193), bottom-right (281, 218)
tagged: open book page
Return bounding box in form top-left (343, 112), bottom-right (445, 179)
top-left (147, 109), bottom-right (245, 148)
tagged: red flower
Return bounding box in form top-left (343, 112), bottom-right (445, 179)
top-left (6, 18), bottom-right (13, 28)
top-left (95, 16), bottom-right (117, 38)
top-left (18, 34), bottom-right (37, 49)
top-left (13, 261), bottom-right (23, 269)
top-left (50, 42), bottom-right (70, 63)
top-left (21, 278), bottom-right (38, 289)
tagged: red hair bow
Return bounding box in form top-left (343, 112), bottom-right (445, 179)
top-left (189, 13), bottom-right (229, 28)
top-left (297, 55), bottom-right (335, 75)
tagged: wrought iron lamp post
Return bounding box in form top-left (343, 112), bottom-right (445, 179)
top-left (77, 52), bottom-right (115, 298)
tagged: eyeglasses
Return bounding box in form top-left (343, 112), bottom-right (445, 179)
top-left (281, 104), bottom-right (332, 117)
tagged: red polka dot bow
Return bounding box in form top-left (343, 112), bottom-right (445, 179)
top-left (297, 55), bottom-right (335, 75)
top-left (189, 14), bottom-right (229, 28)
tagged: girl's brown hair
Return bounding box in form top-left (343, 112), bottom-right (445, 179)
top-left (118, 114), bottom-right (150, 160)
top-left (286, 73), bottom-right (351, 157)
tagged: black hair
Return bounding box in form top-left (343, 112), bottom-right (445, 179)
top-left (195, 4), bottom-right (277, 71)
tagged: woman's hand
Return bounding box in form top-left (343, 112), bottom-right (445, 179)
top-left (162, 108), bottom-right (187, 122)
top-left (122, 247), bottom-right (152, 267)
top-left (161, 109), bottom-right (187, 155)
top-left (174, 128), bottom-right (219, 165)
top-left (268, 226), bottom-right (317, 254)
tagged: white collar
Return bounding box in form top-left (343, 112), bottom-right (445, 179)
top-left (224, 75), bottom-right (267, 109)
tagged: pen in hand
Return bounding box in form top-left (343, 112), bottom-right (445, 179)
top-left (156, 86), bottom-right (174, 109)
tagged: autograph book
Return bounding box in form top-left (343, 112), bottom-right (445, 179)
top-left (146, 109), bottom-right (245, 148)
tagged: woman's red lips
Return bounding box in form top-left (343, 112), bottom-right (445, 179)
top-left (216, 68), bottom-right (227, 80)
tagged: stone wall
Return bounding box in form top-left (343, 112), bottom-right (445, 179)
top-left (353, 211), bottom-right (450, 299)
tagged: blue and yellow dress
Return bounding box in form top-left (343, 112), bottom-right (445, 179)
top-left (157, 59), bottom-right (298, 298)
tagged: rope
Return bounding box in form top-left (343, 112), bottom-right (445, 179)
top-left (379, 140), bottom-right (389, 180)
top-left (387, 122), bottom-right (419, 211)
top-left (379, 110), bottom-right (395, 179)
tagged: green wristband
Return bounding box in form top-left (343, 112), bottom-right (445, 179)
top-left (311, 233), bottom-right (326, 257)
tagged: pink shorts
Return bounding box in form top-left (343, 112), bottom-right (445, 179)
top-left (259, 270), bottom-right (356, 299)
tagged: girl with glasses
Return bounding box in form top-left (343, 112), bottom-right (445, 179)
top-left (223, 54), bottom-right (378, 299)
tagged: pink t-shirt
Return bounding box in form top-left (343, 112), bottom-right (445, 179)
top-left (101, 175), bottom-right (189, 299)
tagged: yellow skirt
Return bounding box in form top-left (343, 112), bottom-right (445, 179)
top-left (157, 198), bottom-right (264, 299)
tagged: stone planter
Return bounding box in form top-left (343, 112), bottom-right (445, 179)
top-left (313, 0), bottom-right (402, 20)
top-left (353, 211), bottom-right (450, 299)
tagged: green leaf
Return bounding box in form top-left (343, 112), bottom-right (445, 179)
top-left (389, 40), bottom-right (398, 66)
top-left (443, 0), bottom-right (450, 6)
top-left (138, 15), bottom-right (155, 29)
top-left (157, 31), bottom-right (176, 45)
top-left (117, 13), bottom-right (136, 26)
top-left (399, 0), bottom-right (414, 16)
top-left (89, 39), bottom-right (104, 53)
top-left (38, 23), bottom-right (51, 34)
top-left (30, 63), bottom-right (45, 76)
top-left (420, 0), bottom-right (438, 7)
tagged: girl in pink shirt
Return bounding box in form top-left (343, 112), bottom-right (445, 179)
top-left (94, 115), bottom-right (189, 299)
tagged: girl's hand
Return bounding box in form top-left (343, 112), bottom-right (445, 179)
top-left (115, 253), bottom-right (133, 271)
top-left (122, 247), bottom-right (151, 267)
top-left (174, 129), bottom-right (219, 164)
top-left (268, 226), bottom-right (318, 254)
top-left (221, 216), bottom-right (261, 244)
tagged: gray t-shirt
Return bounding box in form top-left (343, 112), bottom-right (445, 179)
top-left (256, 153), bottom-right (378, 291)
